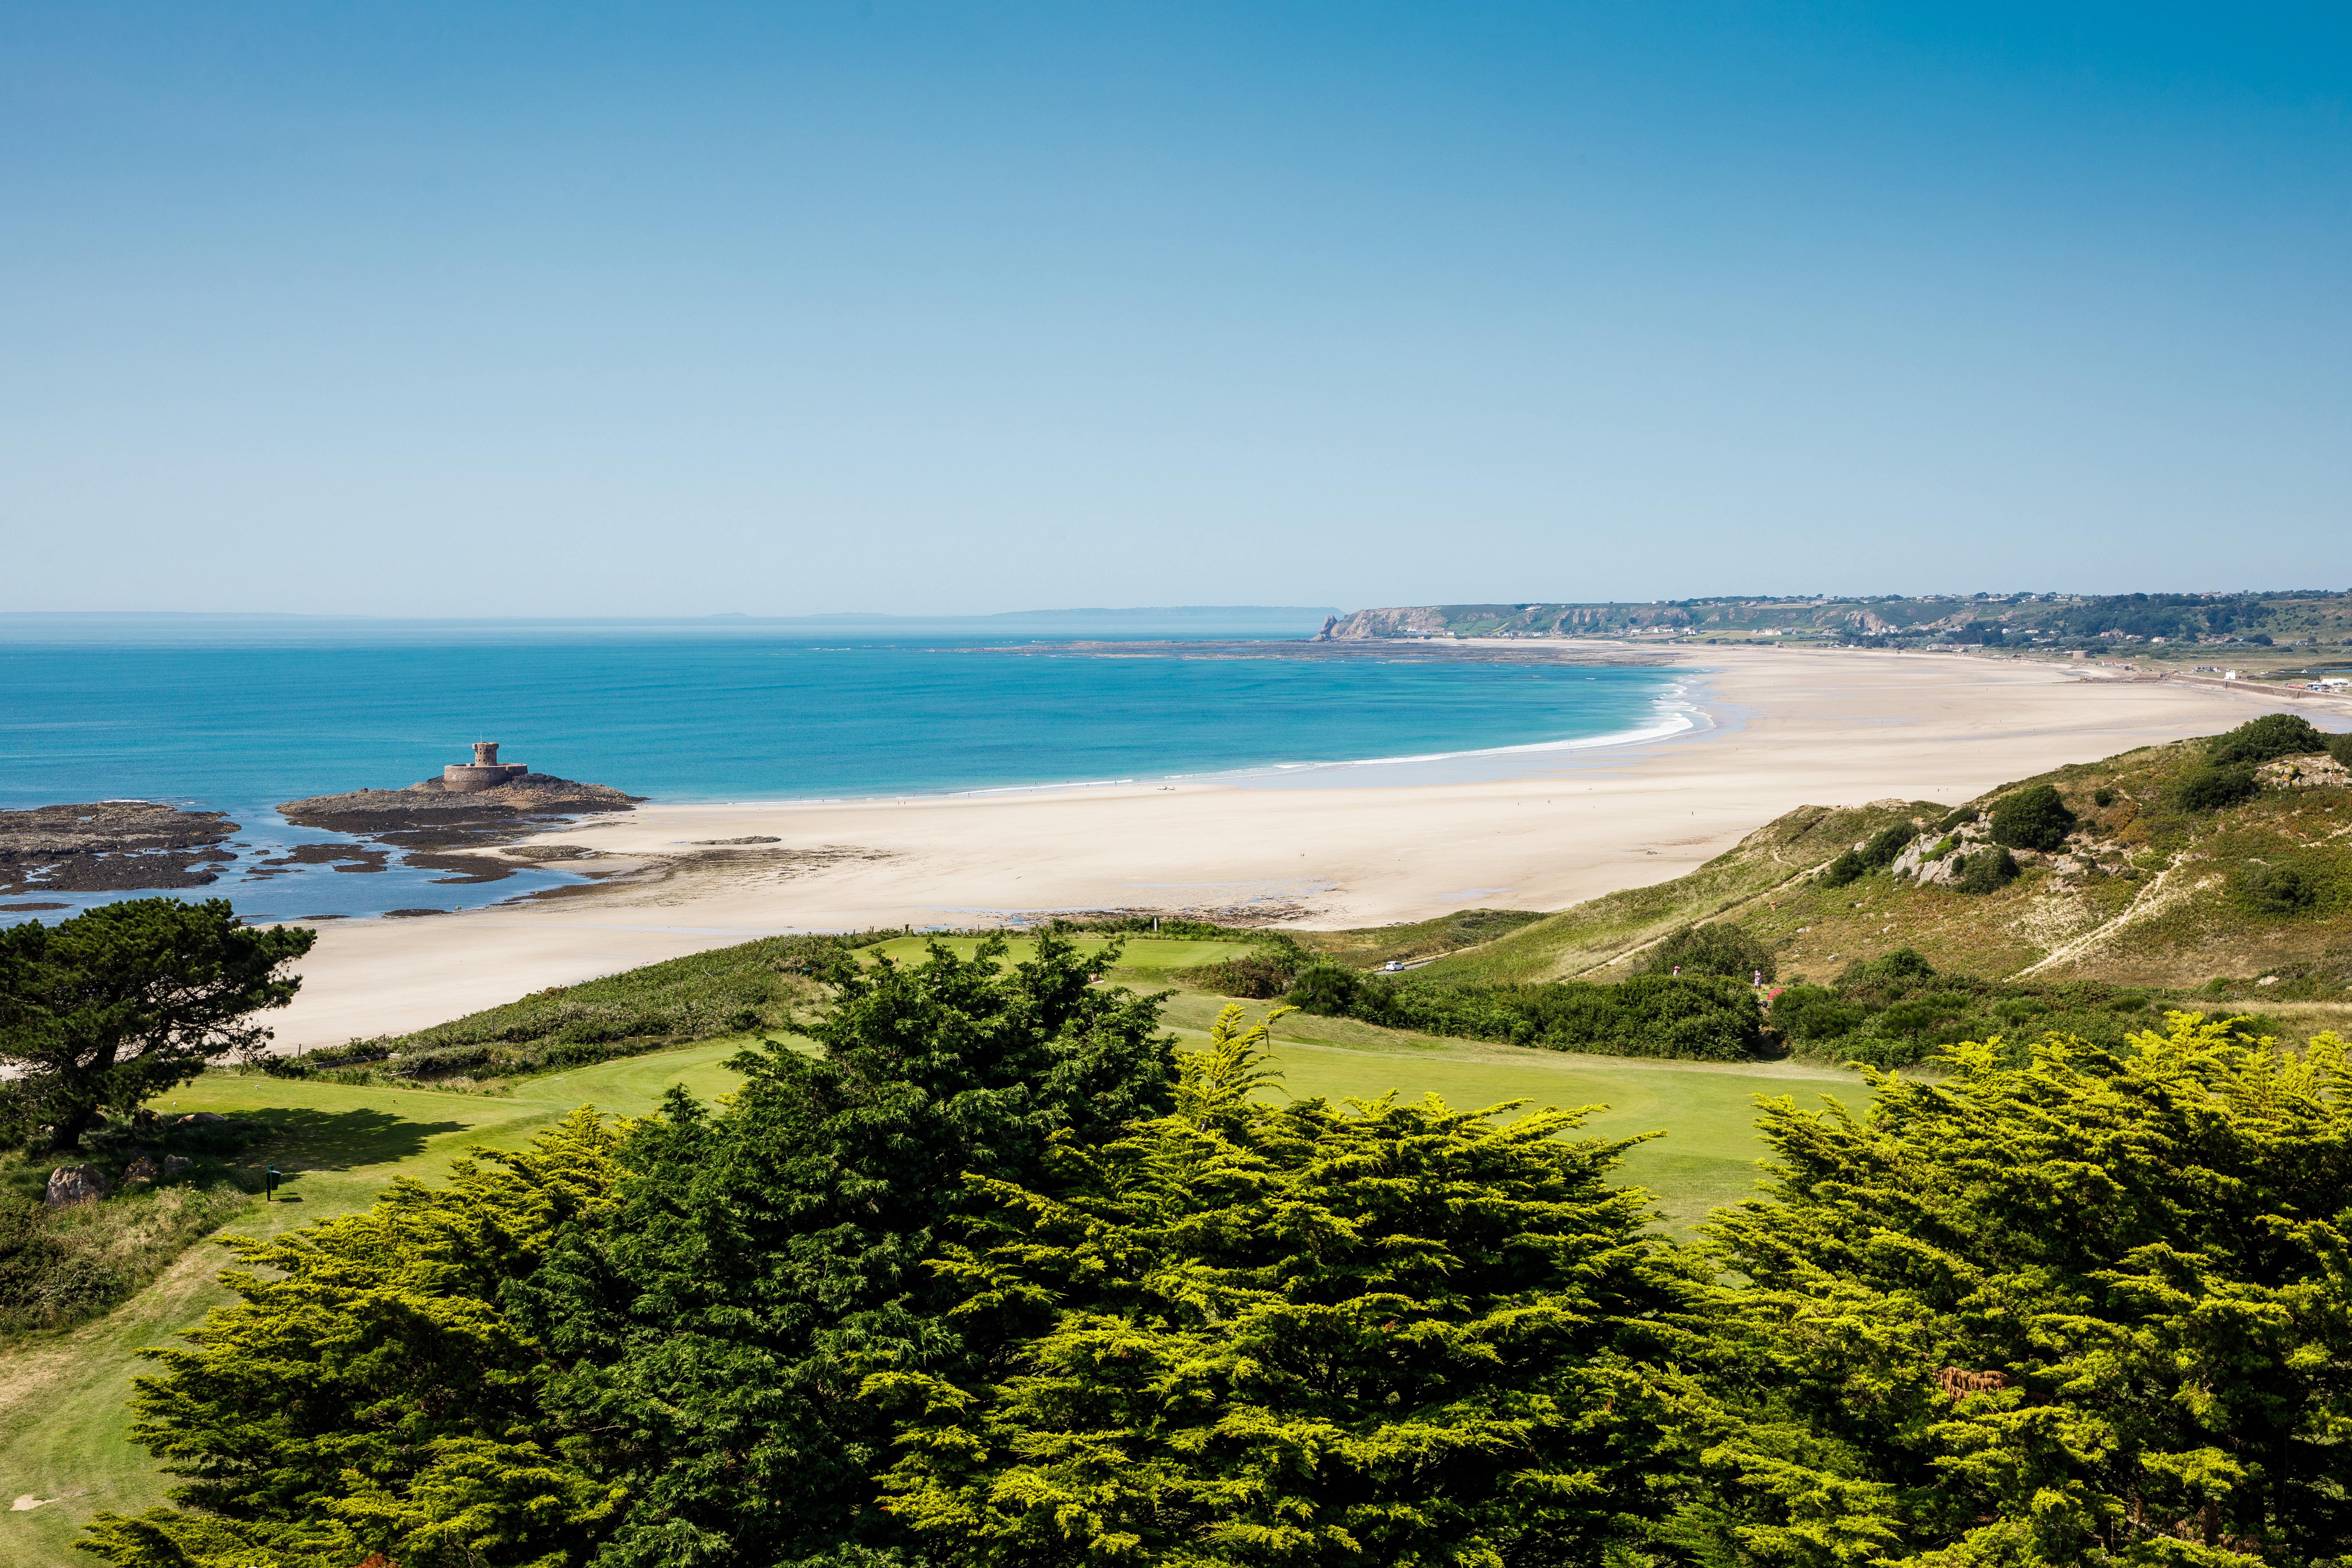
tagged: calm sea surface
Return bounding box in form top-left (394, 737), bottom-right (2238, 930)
top-left (0, 626), bottom-right (1690, 921)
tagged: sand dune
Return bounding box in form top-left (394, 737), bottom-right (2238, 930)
top-left (266, 647), bottom-right (2346, 1049)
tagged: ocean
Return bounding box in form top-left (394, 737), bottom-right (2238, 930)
top-left (0, 619), bottom-right (1696, 922)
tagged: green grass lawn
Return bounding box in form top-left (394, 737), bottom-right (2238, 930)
top-left (862, 934), bottom-right (1264, 971)
top-left (0, 995), bottom-right (1864, 1568)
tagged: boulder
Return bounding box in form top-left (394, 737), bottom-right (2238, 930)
top-left (124, 1155), bottom-right (161, 1184)
top-left (176, 1111), bottom-right (226, 1125)
top-left (161, 1155), bottom-right (195, 1180)
top-left (45, 1164), bottom-right (110, 1206)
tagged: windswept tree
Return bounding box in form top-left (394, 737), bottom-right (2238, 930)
top-left (870, 1004), bottom-right (1706, 1567)
top-left (0, 898), bottom-right (314, 1150)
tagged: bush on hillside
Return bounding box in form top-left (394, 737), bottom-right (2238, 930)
top-left (1988, 782), bottom-right (2075, 851)
top-left (2329, 732), bottom-right (2352, 769)
top-left (1955, 845), bottom-right (2020, 894)
top-left (1834, 947), bottom-right (1941, 996)
top-left (1774, 949), bottom-right (2194, 1069)
top-left (2209, 711), bottom-right (2328, 765)
top-left (1173, 948), bottom-right (1304, 999)
top-left (1821, 822), bottom-right (1927, 889)
top-left (2172, 761), bottom-right (2261, 812)
top-left (1639, 921), bottom-right (1775, 983)
top-left (2234, 858), bottom-right (2329, 917)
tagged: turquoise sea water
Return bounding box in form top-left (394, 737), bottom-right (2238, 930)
top-left (0, 623), bottom-right (1692, 921)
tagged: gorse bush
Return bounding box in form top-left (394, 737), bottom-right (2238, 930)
top-left (1955, 843), bottom-right (2021, 893)
top-left (2234, 856), bottom-right (2342, 917)
top-left (1988, 781), bottom-right (2076, 850)
top-left (1821, 822), bottom-right (1920, 888)
top-left (2174, 760), bottom-right (2262, 812)
top-left (1640, 921), bottom-right (1775, 983)
top-left (1771, 948), bottom-right (2182, 1070)
top-left (2209, 710), bottom-right (2329, 765)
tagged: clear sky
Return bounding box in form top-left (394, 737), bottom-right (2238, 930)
top-left (4, 2), bottom-right (2345, 616)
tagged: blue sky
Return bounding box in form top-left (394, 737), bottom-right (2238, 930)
top-left (4, 2), bottom-right (2345, 615)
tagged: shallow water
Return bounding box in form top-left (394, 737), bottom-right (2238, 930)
top-left (0, 624), bottom-right (1689, 920)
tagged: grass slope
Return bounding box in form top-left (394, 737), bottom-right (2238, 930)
top-left (1411, 800), bottom-right (1940, 985)
top-left (1384, 733), bottom-right (2352, 1028)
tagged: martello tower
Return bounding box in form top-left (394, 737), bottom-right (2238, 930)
top-left (441, 741), bottom-right (529, 793)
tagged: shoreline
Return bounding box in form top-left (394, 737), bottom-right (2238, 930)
top-left (260, 643), bottom-right (2351, 1049)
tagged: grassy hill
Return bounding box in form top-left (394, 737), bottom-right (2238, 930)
top-left (1401, 726), bottom-right (2352, 1017)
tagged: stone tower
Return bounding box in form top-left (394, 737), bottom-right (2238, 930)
top-left (442, 741), bottom-right (530, 793)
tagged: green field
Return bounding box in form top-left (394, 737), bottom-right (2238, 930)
top-left (0, 1005), bottom-right (1863, 1568)
top-left (861, 934), bottom-right (1264, 970)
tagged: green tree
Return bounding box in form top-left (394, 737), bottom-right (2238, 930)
top-left (0, 898), bottom-right (314, 1150)
top-left (870, 1004), bottom-right (1706, 1566)
top-left (81, 1109), bottom-right (622, 1568)
top-left (1642, 920), bottom-right (1776, 982)
top-left (1669, 1017), bottom-right (2352, 1567)
top-left (1987, 783), bottom-right (2075, 851)
top-left (2209, 712), bottom-right (2327, 765)
top-left (519, 932), bottom-right (1177, 1568)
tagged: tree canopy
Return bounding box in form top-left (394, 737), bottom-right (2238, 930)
top-left (519, 932), bottom-right (1177, 1568)
top-left (1672, 1015), bottom-right (2352, 1567)
top-left (870, 1004), bottom-right (1705, 1567)
top-left (2209, 711), bottom-right (2329, 766)
top-left (0, 898), bottom-right (314, 1150)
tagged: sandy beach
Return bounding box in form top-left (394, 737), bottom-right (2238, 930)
top-left (268, 647), bottom-right (2349, 1048)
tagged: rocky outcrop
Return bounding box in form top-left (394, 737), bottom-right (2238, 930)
top-left (2258, 753), bottom-right (2352, 789)
top-left (0, 801), bottom-right (239, 895)
top-left (277, 772), bottom-right (644, 874)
